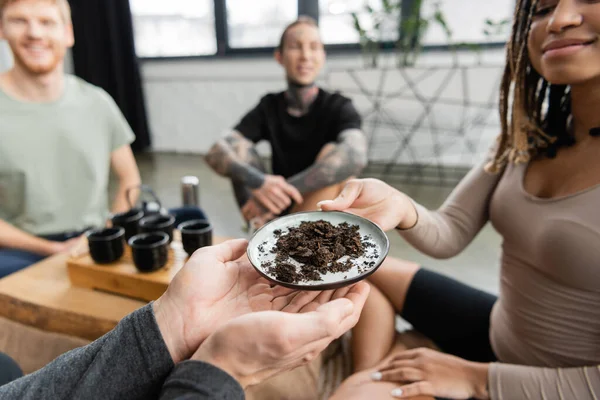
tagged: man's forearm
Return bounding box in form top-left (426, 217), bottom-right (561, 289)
top-left (229, 162), bottom-right (265, 189)
top-left (0, 304), bottom-right (174, 400)
top-left (109, 145), bottom-right (142, 215)
top-left (287, 129), bottom-right (368, 194)
top-left (0, 219), bottom-right (54, 255)
top-left (111, 180), bottom-right (141, 215)
top-left (205, 133), bottom-right (265, 189)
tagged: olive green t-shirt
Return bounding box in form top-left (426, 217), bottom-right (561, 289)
top-left (0, 75), bottom-right (135, 235)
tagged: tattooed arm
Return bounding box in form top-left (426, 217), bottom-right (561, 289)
top-left (205, 131), bottom-right (266, 189)
top-left (287, 129), bottom-right (368, 194)
top-left (205, 131), bottom-right (303, 215)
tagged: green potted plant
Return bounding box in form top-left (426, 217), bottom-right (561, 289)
top-left (351, 0), bottom-right (399, 68)
top-left (351, 0), bottom-right (452, 68)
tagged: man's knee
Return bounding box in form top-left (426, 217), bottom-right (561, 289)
top-left (0, 249), bottom-right (45, 278)
top-left (0, 352), bottom-right (23, 386)
top-left (168, 206), bottom-right (208, 227)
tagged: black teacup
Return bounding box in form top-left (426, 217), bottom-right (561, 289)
top-left (178, 219), bottom-right (213, 256)
top-left (111, 208), bottom-right (144, 241)
top-left (138, 214), bottom-right (176, 243)
top-left (86, 227), bottom-right (125, 264)
top-left (128, 232), bottom-right (169, 272)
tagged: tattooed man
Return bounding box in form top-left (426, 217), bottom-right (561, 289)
top-left (205, 16), bottom-right (368, 228)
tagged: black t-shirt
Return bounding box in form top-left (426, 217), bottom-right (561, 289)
top-left (234, 88), bottom-right (362, 178)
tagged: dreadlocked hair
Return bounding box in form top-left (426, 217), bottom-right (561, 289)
top-left (486, 0), bottom-right (573, 173)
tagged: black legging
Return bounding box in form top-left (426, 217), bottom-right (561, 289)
top-left (0, 353), bottom-right (22, 386)
top-left (402, 268), bottom-right (498, 400)
top-left (403, 268), bottom-right (498, 363)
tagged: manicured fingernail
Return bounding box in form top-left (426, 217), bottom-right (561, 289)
top-left (391, 388), bottom-right (403, 397)
top-left (371, 371), bottom-right (382, 381)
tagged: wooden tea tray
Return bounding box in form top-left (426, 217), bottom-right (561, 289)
top-left (67, 236), bottom-right (229, 302)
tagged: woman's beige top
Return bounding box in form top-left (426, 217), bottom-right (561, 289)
top-left (399, 160), bottom-right (600, 399)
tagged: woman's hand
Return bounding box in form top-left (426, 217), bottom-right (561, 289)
top-left (318, 179), bottom-right (417, 231)
top-left (372, 348), bottom-right (489, 399)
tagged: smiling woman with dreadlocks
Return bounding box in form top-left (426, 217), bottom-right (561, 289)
top-left (322, 0), bottom-right (600, 399)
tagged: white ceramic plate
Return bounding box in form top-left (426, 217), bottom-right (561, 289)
top-left (247, 211), bottom-right (390, 290)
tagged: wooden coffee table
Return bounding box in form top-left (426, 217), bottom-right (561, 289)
top-left (0, 252), bottom-right (147, 341)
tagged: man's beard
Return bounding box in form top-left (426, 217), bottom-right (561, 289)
top-left (12, 47), bottom-right (63, 75)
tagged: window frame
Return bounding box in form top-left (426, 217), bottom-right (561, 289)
top-left (134, 0), bottom-right (511, 61)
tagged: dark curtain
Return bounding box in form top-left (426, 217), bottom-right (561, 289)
top-left (67, 0), bottom-right (151, 151)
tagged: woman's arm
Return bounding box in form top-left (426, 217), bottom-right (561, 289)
top-left (397, 161), bottom-right (503, 259)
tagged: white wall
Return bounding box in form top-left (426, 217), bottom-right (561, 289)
top-left (141, 48), bottom-right (506, 167)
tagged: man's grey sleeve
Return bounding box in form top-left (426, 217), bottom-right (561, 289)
top-left (0, 304), bottom-right (174, 400)
top-left (159, 361), bottom-right (245, 400)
